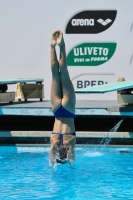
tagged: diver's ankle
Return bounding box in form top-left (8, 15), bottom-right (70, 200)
top-left (51, 44), bottom-right (56, 48)
top-left (58, 42), bottom-right (65, 48)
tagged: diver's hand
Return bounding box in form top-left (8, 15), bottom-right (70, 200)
top-left (68, 160), bottom-right (75, 169)
top-left (50, 160), bottom-right (55, 168)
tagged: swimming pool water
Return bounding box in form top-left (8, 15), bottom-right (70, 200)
top-left (0, 146), bottom-right (133, 200)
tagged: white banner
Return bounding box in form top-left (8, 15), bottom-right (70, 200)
top-left (0, 0), bottom-right (133, 100)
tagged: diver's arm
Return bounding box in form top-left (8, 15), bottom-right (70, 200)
top-left (50, 137), bottom-right (57, 168)
top-left (50, 145), bottom-right (56, 167)
top-left (67, 144), bottom-right (75, 163)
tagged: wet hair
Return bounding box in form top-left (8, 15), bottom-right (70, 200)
top-left (56, 158), bottom-right (67, 164)
top-left (56, 147), bottom-right (67, 164)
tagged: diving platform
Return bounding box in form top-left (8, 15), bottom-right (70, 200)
top-left (75, 78), bottom-right (133, 105)
top-left (0, 77), bottom-right (132, 116)
top-left (0, 78), bottom-right (133, 145)
top-left (0, 78), bottom-right (44, 103)
top-left (0, 99), bottom-right (132, 144)
top-left (75, 80), bottom-right (133, 94)
top-left (0, 100), bottom-right (133, 145)
top-left (0, 100), bottom-right (133, 117)
top-left (0, 78), bottom-right (44, 85)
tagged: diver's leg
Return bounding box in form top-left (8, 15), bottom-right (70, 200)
top-left (58, 31), bottom-right (75, 112)
top-left (50, 37), bottom-right (62, 112)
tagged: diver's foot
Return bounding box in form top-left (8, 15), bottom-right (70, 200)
top-left (51, 31), bottom-right (59, 47)
top-left (57, 30), bottom-right (65, 47)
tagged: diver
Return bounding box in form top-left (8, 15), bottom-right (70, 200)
top-left (50, 30), bottom-right (76, 167)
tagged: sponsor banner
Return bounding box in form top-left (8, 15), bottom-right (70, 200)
top-left (1, 0), bottom-right (133, 101)
top-left (72, 74), bottom-right (116, 90)
top-left (67, 43), bottom-right (117, 66)
top-left (66, 10), bottom-right (117, 34)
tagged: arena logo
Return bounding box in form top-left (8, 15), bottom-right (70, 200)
top-left (66, 10), bottom-right (117, 34)
top-left (67, 43), bottom-right (117, 66)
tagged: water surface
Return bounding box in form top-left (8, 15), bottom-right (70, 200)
top-left (0, 146), bottom-right (133, 200)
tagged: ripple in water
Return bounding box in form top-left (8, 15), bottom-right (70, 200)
top-left (84, 151), bottom-right (103, 157)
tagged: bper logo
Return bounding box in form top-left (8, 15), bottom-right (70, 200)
top-left (66, 10), bottom-right (117, 34)
top-left (77, 80), bottom-right (107, 88)
top-left (67, 43), bottom-right (117, 66)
